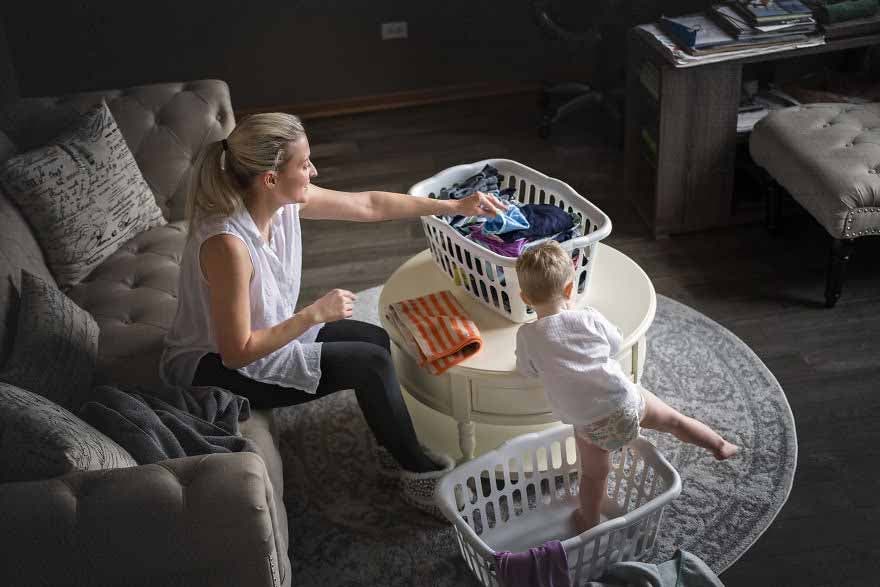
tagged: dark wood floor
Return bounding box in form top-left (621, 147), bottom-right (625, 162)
top-left (298, 93), bottom-right (880, 587)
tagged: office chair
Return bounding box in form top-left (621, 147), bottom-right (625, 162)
top-left (532, 0), bottom-right (625, 140)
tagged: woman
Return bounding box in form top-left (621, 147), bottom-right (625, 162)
top-left (160, 113), bottom-right (504, 512)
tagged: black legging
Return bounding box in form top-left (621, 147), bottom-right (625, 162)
top-left (192, 319), bottom-right (437, 472)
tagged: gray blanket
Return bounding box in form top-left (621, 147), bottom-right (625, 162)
top-left (585, 550), bottom-right (724, 587)
top-left (80, 384), bottom-right (257, 464)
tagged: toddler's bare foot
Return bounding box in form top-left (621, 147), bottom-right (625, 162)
top-left (714, 441), bottom-right (739, 460)
top-left (573, 508), bottom-right (600, 534)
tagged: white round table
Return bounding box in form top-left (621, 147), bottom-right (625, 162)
top-left (379, 243), bottom-right (656, 461)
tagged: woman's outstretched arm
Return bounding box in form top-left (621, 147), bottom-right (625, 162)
top-left (200, 234), bottom-right (354, 369)
top-left (299, 184), bottom-right (505, 222)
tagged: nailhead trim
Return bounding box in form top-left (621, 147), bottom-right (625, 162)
top-left (843, 207), bottom-right (880, 238)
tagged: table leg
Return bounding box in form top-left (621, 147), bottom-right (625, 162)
top-left (458, 420), bottom-right (476, 461)
top-left (632, 339), bottom-right (641, 384)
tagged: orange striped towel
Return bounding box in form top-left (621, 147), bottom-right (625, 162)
top-left (385, 291), bottom-right (482, 375)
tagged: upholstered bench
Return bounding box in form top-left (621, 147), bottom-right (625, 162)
top-left (750, 103), bottom-right (880, 307)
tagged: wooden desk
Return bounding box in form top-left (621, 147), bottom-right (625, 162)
top-left (624, 28), bottom-right (880, 237)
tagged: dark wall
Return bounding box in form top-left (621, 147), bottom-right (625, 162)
top-left (0, 15), bottom-right (18, 104)
top-left (3, 1), bottom-right (703, 109)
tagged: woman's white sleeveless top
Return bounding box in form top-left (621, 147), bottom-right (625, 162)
top-left (160, 204), bottom-right (323, 392)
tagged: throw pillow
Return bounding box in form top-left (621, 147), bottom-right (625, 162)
top-left (0, 99), bottom-right (166, 288)
top-left (0, 270), bottom-right (99, 410)
top-left (0, 381), bottom-right (137, 483)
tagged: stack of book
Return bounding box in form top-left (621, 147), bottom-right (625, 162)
top-left (659, 1), bottom-right (819, 55)
top-left (713, 1), bottom-right (818, 39)
top-left (728, 0), bottom-right (815, 27)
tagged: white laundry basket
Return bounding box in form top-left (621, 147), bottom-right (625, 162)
top-left (408, 159), bottom-right (612, 322)
top-left (435, 425), bottom-right (682, 586)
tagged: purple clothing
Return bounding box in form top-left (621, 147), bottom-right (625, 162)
top-left (494, 540), bottom-right (571, 587)
top-left (467, 225), bottom-right (528, 257)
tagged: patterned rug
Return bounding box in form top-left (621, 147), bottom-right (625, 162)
top-left (277, 289), bottom-right (797, 586)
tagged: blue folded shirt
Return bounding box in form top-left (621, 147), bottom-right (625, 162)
top-left (483, 204), bottom-right (530, 235)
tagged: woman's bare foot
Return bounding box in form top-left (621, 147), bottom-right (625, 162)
top-left (714, 441), bottom-right (739, 460)
top-left (573, 508), bottom-right (600, 534)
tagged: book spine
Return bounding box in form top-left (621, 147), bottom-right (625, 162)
top-left (710, 9), bottom-right (747, 38)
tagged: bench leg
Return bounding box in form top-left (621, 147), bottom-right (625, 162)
top-left (825, 237), bottom-right (856, 308)
top-left (750, 161), bottom-right (783, 234)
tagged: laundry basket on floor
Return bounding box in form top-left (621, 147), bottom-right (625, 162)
top-left (435, 425), bottom-right (682, 586)
top-left (408, 159), bottom-right (611, 323)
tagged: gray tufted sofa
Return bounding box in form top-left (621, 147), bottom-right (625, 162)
top-left (0, 80), bottom-right (291, 586)
top-left (750, 103), bottom-right (880, 307)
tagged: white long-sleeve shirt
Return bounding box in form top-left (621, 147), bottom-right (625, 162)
top-left (160, 203), bottom-right (324, 392)
top-left (515, 308), bottom-right (640, 425)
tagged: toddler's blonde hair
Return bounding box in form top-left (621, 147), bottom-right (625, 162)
top-left (515, 241), bottom-right (574, 304)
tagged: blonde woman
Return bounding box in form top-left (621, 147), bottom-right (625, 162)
top-left (159, 113), bottom-right (504, 512)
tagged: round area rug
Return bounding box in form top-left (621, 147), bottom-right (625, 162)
top-left (276, 288), bottom-right (797, 586)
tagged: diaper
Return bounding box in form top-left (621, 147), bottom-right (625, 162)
top-left (575, 390), bottom-right (646, 451)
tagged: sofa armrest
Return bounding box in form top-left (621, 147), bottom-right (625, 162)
top-left (0, 452), bottom-right (286, 587)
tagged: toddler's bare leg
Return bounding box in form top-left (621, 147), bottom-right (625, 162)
top-left (574, 435), bottom-right (610, 533)
top-left (640, 388), bottom-right (738, 460)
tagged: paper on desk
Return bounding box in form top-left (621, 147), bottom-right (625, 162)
top-left (638, 24), bottom-right (825, 68)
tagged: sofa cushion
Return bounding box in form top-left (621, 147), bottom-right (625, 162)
top-left (0, 100), bottom-right (167, 289)
top-left (0, 190), bottom-right (57, 367)
top-left (0, 381), bottom-right (137, 482)
top-left (67, 221), bottom-right (186, 388)
top-left (0, 80), bottom-right (236, 222)
top-left (0, 270), bottom-right (99, 410)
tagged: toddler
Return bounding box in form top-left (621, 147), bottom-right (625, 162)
top-left (514, 242), bottom-right (738, 532)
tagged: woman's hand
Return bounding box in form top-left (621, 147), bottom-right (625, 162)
top-left (305, 288), bottom-right (357, 323)
top-left (457, 191), bottom-right (507, 218)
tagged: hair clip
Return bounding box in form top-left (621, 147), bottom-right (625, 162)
top-left (220, 139), bottom-right (229, 171)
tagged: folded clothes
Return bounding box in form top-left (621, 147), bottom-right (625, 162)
top-left (483, 203), bottom-right (530, 235)
top-left (439, 164), bottom-right (504, 200)
top-left (385, 291), bottom-right (482, 375)
top-left (446, 187), bottom-right (518, 230)
top-left (468, 225), bottom-right (528, 257)
top-left (499, 204), bottom-right (575, 243)
top-left (521, 226), bottom-right (583, 252)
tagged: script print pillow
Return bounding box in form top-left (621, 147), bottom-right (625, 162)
top-left (0, 100), bottom-right (166, 288)
top-left (0, 382), bottom-right (137, 483)
top-left (0, 270), bottom-right (99, 411)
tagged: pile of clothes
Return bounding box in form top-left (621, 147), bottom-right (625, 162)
top-left (432, 164), bottom-right (583, 258)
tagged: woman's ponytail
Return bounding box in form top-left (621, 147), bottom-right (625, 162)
top-left (185, 113), bottom-right (306, 234)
